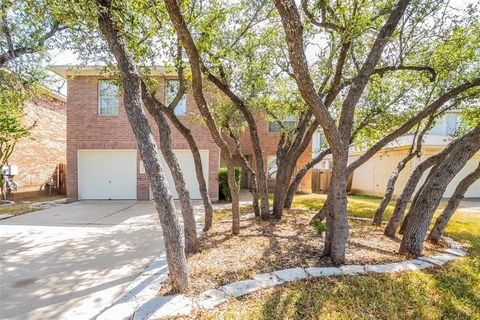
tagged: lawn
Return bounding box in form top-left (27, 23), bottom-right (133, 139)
top-left (0, 194), bottom-right (65, 216)
top-left (192, 194), bottom-right (479, 320)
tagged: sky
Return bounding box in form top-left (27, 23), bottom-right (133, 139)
top-left (47, 0), bottom-right (475, 95)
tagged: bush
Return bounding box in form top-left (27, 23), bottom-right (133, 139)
top-left (312, 219), bottom-right (326, 235)
top-left (218, 167), bottom-right (242, 201)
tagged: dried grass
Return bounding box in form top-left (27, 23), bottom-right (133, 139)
top-left (159, 208), bottom-right (446, 296)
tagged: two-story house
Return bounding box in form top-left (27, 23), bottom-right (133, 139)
top-left (51, 65), bottom-right (312, 201)
top-left (314, 110), bottom-right (480, 198)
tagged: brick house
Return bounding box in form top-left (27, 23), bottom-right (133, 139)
top-left (8, 91), bottom-right (67, 198)
top-left (51, 66), bottom-right (312, 201)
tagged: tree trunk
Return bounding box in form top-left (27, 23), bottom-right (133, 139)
top-left (322, 188), bottom-right (335, 255)
top-left (284, 148), bottom-right (331, 209)
top-left (272, 158), bottom-right (296, 219)
top-left (164, 0), bottom-right (241, 234)
top-left (328, 151), bottom-right (349, 265)
top-left (206, 75), bottom-right (270, 220)
top-left (155, 128), bottom-right (198, 253)
top-left (96, 0), bottom-right (189, 291)
top-left (373, 152), bottom-right (417, 225)
top-left (384, 147), bottom-right (452, 237)
top-left (427, 162), bottom-right (480, 243)
top-left (227, 127), bottom-right (261, 217)
top-left (157, 104), bottom-right (214, 231)
top-left (142, 94), bottom-right (198, 253)
top-left (374, 117), bottom-right (435, 226)
top-left (226, 162), bottom-right (241, 234)
top-left (253, 145), bottom-right (270, 220)
top-left (399, 125), bottom-right (480, 256)
top-left (251, 183), bottom-right (261, 217)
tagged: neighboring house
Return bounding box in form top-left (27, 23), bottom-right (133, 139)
top-left (315, 110), bottom-right (480, 198)
top-left (51, 65), bottom-right (312, 201)
top-left (8, 91), bottom-right (67, 198)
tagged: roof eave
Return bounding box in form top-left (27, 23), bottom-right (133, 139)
top-left (49, 65), bottom-right (175, 79)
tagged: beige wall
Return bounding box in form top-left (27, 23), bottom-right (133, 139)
top-left (350, 148), bottom-right (414, 198)
top-left (349, 147), bottom-right (480, 198)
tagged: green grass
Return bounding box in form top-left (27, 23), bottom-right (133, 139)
top-left (199, 194), bottom-right (480, 320)
top-left (0, 194), bottom-right (64, 216)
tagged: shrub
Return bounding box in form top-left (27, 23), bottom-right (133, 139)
top-left (218, 167), bottom-right (242, 201)
top-left (312, 219), bottom-right (326, 235)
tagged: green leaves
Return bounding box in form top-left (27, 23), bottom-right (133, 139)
top-left (0, 69), bottom-right (37, 166)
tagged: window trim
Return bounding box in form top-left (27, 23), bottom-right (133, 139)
top-left (268, 115), bottom-right (297, 133)
top-left (266, 155), bottom-right (278, 180)
top-left (165, 79), bottom-right (187, 116)
top-left (98, 80), bottom-right (119, 116)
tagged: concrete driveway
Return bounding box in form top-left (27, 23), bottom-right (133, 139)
top-left (458, 198), bottom-right (480, 212)
top-left (0, 201), bottom-right (170, 320)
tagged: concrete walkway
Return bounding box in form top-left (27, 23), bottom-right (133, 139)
top-left (0, 201), bottom-right (169, 320)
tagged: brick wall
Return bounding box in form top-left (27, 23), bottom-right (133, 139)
top-left (67, 76), bottom-right (220, 200)
top-left (9, 96), bottom-right (67, 197)
top-left (222, 118), bottom-right (313, 193)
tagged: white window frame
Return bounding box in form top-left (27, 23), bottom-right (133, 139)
top-left (267, 155), bottom-right (278, 179)
top-left (268, 115), bottom-right (297, 133)
top-left (165, 79), bottom-right (187, 115)
top-left (98, 80), bottom-right (119, 115)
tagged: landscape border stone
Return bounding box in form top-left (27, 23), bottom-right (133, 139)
top-left (95, 219), bottom-right (467, 320)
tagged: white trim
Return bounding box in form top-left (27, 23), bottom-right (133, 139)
top-left (98, 80), bottom-right (119, 115)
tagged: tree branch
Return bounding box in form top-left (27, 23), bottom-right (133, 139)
top-left (348, 76), bottom-right (480, 174)
top-left (301, 0), bottom-right (343, 32)
top-left (0, 21), bottom-right (66, 67)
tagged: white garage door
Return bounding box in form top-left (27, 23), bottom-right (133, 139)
top-left (78, 150), bottom-right (137, 200)
top-left (150, 150), bottom-right (209, 200)
top-left (444, 157), bottom-right (480, 198)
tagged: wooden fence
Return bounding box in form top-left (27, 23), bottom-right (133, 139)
top-left (55, 163), bottom-right (67, 194)
top-left (312, 169), bottom-right (352, 193)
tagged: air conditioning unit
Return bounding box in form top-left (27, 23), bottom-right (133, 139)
top-left (1, 165), bottom-right (19, 176)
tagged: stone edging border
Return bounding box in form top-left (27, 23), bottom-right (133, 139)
top-left (96, 235), bottom-right (466, 320)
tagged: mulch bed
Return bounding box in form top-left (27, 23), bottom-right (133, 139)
top-left (159, 208), bottom-right (447, 296)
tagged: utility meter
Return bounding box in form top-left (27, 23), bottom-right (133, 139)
top-left (1, 165), bottom-right (19, 176)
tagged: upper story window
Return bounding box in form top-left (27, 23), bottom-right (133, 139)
top-left (98, 80), bottom-right (119, 115)
top-left (268, 115), bottom-right (297, 132)
top-left (445, 113), bottom-right (461, 135)
top-left (428, 112), bottom-right (461, 136)
top-left (165, 80), bottom-right (187, 115)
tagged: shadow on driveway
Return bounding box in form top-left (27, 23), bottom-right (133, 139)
top-left (0, 201), bottom-right (164, 320)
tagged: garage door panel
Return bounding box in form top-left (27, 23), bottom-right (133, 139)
top-left (151, 150), bottom-right (209, 200)
top-left (78, 150), bottom-right (137, 200)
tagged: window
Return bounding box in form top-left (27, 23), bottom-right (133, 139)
top-left (98, 80), bottom-right (119, 115)
top-left (267, 155), bottom-right (277, 179)
top-left (445, 114), bottom-right (460, 136)
top-left (165, 80), bottom-right (187, 115)
top-left (312, 131), bottom-right (326, 154)
top-left (268, 115), bottom-right (297, 132)
top-left (429, 113), bottom-right (461, 136)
